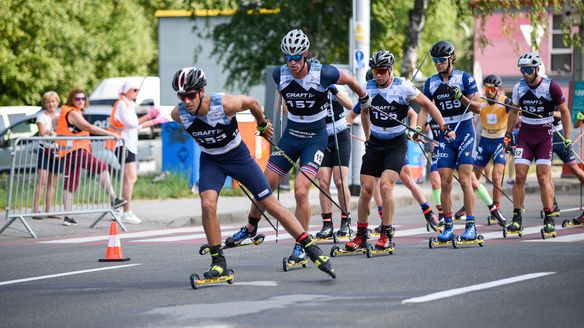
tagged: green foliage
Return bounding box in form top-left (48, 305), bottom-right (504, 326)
top-left (0, 0), bottom-right (156, 106)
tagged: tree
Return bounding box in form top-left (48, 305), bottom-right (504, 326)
top-left (0, 0), bottom-right (156, 105)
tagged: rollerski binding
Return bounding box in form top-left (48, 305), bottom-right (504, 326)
top-left (429, 221), bottom-right (455, 248)
top-left (283, 244), bottom-right (308, 271)
top-left (314, 219), bottom-right (337, 243)
top-left (487, 204), bottom-right (507, 227)
top-left (335, 217), bottom-right (353, 240)
top-left (424, 208), bottom-right (442, 232)
top-left (562, 211), bottom-right (584, 228)
top-left (370, 225), bottom-right (395, 256)
top-left (199, 225), bottom-right (265, 255)
top-left (541, 215), bottom-right (557, 239)
top-left (454, 206), bottom-right (466, 221)
top-left (190, 248), bottom-right (234, 289)
top-left (503, 214), bottom-right (523, 238)
top-left (330, 224), bottom-right (371, 257)
top-left (453, 221), bottom-right (484, 248)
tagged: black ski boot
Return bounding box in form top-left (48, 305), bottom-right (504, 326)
top-left (204, 247), bottom-right (227, 279)
top-left (299, 235), bottom-right (335, 278)
top-left (336, 217), bottom-right (352, 237)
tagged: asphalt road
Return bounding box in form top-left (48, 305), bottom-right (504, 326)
top-left (1, 189), bottom-right (583, 328)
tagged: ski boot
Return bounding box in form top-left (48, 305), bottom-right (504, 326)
top-left (488, 205), bottom-right (507, 227)
top-left (283, 244), bottom-right (308, 271)
top-left (429, 221), bottom-right (455, 248)
top-left (314, 221), bottom-right (337, 243)
top-left (503, 215), bottom-right (523, 238)
top-left (453, 221), bottom-right (484, 248)
top-left (562, 211), bottom-right (584, 228)
top-left (331, 225), bottom-right (370, 257)
top-left (199, 226), bottom-right (265, 255)
top-left (454, 206), bottom-right (466, 220)
top-left (370, 224), bottom-right (382, 237)
top-left (424, 207), bottom-right (442, 232)
top-left (541, 216), bottom-right (557, 239)
top-left (190, 250), bottom-right (234, 289)
top-left (304, 241), bottom-right (336, 278)
top-left (370, 225), bottom-right (395, 256)
top-left (335, 217), bottom-right (353, 240)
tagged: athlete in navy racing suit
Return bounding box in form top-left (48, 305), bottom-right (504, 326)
top-left (229, 29), bottom-right (370, 262)
top-left (423, 40), bottom-right (482, 242)
top-left (170, 67), bottom-right (335, 279)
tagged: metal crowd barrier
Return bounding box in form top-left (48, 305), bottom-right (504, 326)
top-left (1, 136), bottom-right (126, 238)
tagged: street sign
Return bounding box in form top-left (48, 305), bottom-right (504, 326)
top-left (570, 80), bottom-right (584, 121)
top-left (355, 50), bottom-right (365, 69)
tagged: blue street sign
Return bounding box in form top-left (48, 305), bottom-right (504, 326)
top-left (355, 50), bottom-right (364, 63)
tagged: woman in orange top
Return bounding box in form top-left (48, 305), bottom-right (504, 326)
top-left (56, 88), bottom-right (126, 226)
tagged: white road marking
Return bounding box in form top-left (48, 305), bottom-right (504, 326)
top-left (480, 226), bottom-right (542, 240)
top-left (38, 226), bottom-right (218, 244)
top-left (234, 281), bottom-right (278, 287)
top-left (560, 207), bottom-right (583, 213)
top-left (133, 225), bottom-right (296, 242)
top-left (401, 272), bottom-right (555, 304)
top-left (523, 232), bottom-right (584, 243)
top-left (0, 263), bottom-right (143, 287)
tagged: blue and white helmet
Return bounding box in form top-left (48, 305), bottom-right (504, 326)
top-left (518, 52), bottom-right (543, 67)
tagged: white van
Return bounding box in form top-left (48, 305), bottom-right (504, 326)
top-left (0, 106), bottom-right (42, 134)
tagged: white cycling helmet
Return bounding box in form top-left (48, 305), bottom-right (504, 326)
top-left (281, 29), bottom-right (310, 55)
top-left (518, 52), bottom-right (543, 67)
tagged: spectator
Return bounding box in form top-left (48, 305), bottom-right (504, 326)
top-left (106, 81), bottom-right (156, 224)
top-left (56, 88), bottom-right (126, 226)
top-left (32, 91), bottom-right (61, 219)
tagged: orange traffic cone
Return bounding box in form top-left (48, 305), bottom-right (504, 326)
top-left (99, 222), bottom-right (130, 262)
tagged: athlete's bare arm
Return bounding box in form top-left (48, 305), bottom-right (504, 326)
top-left (407, 108), bottom-right (418, 130)
top-left (223, 94), bottom-right (273, 138)
top-left (361, 108), bottom-right (371, 141)
top-left (557, 101), bottom-right (571, 138)
top-left (461, 92), bottom-right (481, 114)
top-left (337, 70), bottom-right (367, 98)
top-left (170, 106), bottom-right (181, 123)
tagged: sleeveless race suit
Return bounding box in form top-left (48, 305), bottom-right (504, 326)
top-left (178, 93), bottom-right (271, 200)
top-left (269, 61), bottom-right (341, 177)
top-left (424, 69), bottom-right (479, 169)
top-left (360, 77), bottom-right (419, 177)
top-left (321, 92), bottom-right (351, 167)
top-left (511, 77), bottom-right (565, 166)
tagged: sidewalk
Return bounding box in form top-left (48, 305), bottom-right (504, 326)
top-left (1, 169), bottom-right (580, 240)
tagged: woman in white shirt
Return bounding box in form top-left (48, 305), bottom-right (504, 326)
top-left (32, 91), bottom-right (61, 218)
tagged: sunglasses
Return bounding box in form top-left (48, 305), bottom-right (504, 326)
top-left (131, 88), bottom-right (139, 92)
top-left (285, 54), bottom-right (303, 62)
top-left (372, 68), bottom-right (389, 76)
top-left (520, 67), bottom-right (535, 75)
top-left (432, 56), bottom-right (449, 64)
top-left (484, 86), bottom-right (497, 93)
top-left (177, 91), bottom-right (198, 102)
top-left (74, 97), bottom-right (86, 102)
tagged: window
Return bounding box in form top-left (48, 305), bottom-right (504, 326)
top-left (550, 15), bottom-right (572, 73)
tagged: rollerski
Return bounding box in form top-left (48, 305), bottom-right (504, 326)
top-left (331, 225), bottom-right (371, 257)
top-left (199, 226), bottom-right (265, 255)
top-left (503, 215), bottom-right (523, 238)
top-left (453, 221), bottom-right (484, 248)
top-left (454, 206), bottom-right (466, 221)
top-left (369, 226), bottom-right (395, 257)
top-left (429, 222), bottom-right (455, 248)
top-left (190, 250), bottom-right (234, 289)
top-left (540, 216), bottom-right (557, 239)
top-left (562, 212), bottom-right (584, 228)
top-left (335, 217), bottom-right (353, 240)
top-left (283, 244), bottom-right (308, 271)
top-left (424, 208), bottom-right (443, 233)
top-left (313, 223), bottom-right (337, 244)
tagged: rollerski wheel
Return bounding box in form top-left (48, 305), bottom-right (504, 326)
top-left (282, 257), bottom-right (307, 272)
top-left (330, 245), bottom-right (369, 256)
top-left (189, 269), bottom-right (235, 289)
top-left (453, 235), bottom-right (484, 248)
top-left (540, 228), bottom-right (557, 240)
top-left (428, 236), bottom-right (452, 248)
top-left (369, 242), bottom-right (395, 256)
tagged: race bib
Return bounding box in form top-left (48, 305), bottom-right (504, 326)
top-left (513, 147), bottom-right (523, 159)
top-left (314, 150), bottom-right (324, 165)
top-left (486, 113), bottom-right (497, 125)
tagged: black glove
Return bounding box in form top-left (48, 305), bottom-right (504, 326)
top-left (447, 86), bottom-right (463, 100)
top-left (328, 85), bottom-right (338, 95)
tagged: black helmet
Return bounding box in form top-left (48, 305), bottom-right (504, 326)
top-left (369, 50), bottom-right (395, 68)
top-left (430, 40), bottom-right (455, 57)
top-left (483, 74), bottom-right (502, 87)
top-left (366, 69), bottom-right (373, 80)
top-left (172, 67), bottom-right (207, 92)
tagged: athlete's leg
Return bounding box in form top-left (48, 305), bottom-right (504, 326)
top-left (400, 165), bottom-right (426, 204)
top-left (294, 171), bottom-right (313, 230)
top-left (332, 166), bottom-right (351, 214)
top-left (567, 163), bottom-right (584, 184)
top-left (458, 163), bottom-right (476, 218)
top-left (246, 168), bottom-right (281, 231)
top-left (513, 164), bottom-right (529, 209)
top-left (358, 174), bottom-right (376, 225)
top-left (536, 164), bottom-right (554, 209)
top-left (200, 190), bottom-right (222, 246)
top-left (492, 163), bottom-right (505, 203)
top-left (318, 167), bottom-right (333, 214)
top-left (439, 168), bottom-right (454, 213)
top-left (379, 169), bottom-right (399, 226)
